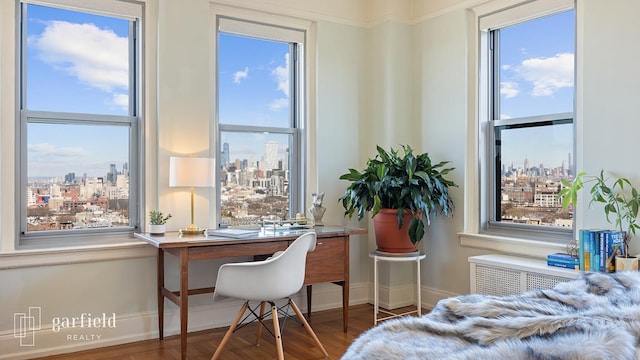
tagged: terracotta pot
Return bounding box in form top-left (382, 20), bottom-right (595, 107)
top-left (372, 209), bottom-right (418, 253)
top-left (615, 256), bottom-right (638, 271)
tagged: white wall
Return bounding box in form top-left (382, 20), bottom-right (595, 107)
top-left (414, 9), bottom-right (483, 295)
top-left (314, 20), bottom-right (371, 284)
top-left (578, 0), bottom-right (640, 253)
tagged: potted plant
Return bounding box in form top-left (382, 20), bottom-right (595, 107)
top-left (559, 170), bottom-right (640, 270)
top-left (149, 210), bottom-right (172, 235)
top-left (339, 145), bottom-right (457, 253)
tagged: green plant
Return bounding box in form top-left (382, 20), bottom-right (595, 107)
top-left (339, 145), bottom-right (457, 245)
top-left (559, 170), bottom-right (640, 256)
top-left (149, 210), bottom-right (172, 225)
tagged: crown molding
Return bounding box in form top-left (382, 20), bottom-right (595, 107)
top-left (210, 0), bottom-right (496, 28)
top-left (411, 0), bottom-right (493, 23)
top-left (210, 0), bottom-right (370, 27)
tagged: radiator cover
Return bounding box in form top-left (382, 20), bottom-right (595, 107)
top-left (469, 254), bottom-right (580, 295)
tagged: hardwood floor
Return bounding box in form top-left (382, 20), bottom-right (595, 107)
top-left (34, 304), bottom-right (421, 360)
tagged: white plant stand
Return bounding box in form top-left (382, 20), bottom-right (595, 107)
top-left (369, 251), bottom-right (427, 324)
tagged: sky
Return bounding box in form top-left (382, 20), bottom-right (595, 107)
top-left (26, 4), bottom-right (130, 178)
top-left (25, 4), bottom-right (575, 177)
top-left (498, 10), bottom-right (575, 170)
top-left (217, 33), bottom-right (292, 163)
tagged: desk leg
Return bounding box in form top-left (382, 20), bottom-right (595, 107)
top-left (343, 235), bottom-right (350, 332)
top-left (179, 249), bottom-right (189, 360)
top-left (342, 280), bottom-right (349, 332)
top-left (157, 249), bottom-right (164, 340)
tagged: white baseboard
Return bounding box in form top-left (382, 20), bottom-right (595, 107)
top-left (373, 283), bottom-right (458, 310)
top-left (0, 281), bottom-right (454, 359)
top-left (0, 282), bottom-right (371, 360)
top-left (420, 285), bottom-right (458, 309)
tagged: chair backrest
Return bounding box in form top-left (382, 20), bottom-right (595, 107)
top-left (213, 232), bottom-right (317, 301)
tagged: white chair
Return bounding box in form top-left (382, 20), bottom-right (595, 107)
top-left (211, 232), bottom-right (329, 360)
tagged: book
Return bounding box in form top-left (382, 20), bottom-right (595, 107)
top-left (606, 230), bottom-right (625, 272)
top-left (578, 229), bottom-right (587, 271)
top-left (599, 230), bottom-right (609, 272)
top-left (546, 258), bottom-right (579, 266)
top-left (546, 260), bottom-right (580, 270)
top-left (545, 251), bottom-right (580, 271)
top-left (546, 257), bottom-right (579, 267)
top-left (546, 253), bottom-right (579, 262)
top-left (206, 228), bottom-right (261, 238)
top-left (589, 230), bottom-right (598, 272)
top-left (583, 230), bottom-right (592, 271)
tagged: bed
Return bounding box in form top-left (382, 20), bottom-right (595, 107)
top-left (341, 271), bottom-right (640, 360)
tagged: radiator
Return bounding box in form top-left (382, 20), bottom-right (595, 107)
top-left (468, 254), bottom-right (580, 296)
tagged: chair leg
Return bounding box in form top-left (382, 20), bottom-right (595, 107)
top-left (256, 301), bottom-right (266, 346)
top-left (289, 299), bottom-right (329, 358)
top-left (212, 301), bottom-right (249, 360)
top-left (271, 302), bottom-right (285, 360)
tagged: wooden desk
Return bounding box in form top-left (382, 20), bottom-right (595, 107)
top-left (135, 226), bottom-right (365, 360)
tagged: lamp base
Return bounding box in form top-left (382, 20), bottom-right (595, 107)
top-left (179, 224), bottom-right (205, 235)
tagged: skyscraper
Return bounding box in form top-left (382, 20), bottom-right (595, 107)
top-left (261, 141), bottom-right (279, 171)
top-left (222, 141), bottom-right (230, 167)
top-left (108, 164), bottom-right (118, 185)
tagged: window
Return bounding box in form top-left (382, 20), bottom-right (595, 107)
top-left (18, 0), bottom-right (142, 244)
top-left (480, 1), bottom-right (575, 241)
top-left (216, 16), bottom-right (305, 226)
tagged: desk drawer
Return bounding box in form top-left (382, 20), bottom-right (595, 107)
top-left (305, 236), bottom-right (345, 284)
top-left (187, 241), bottom-right (288, 260)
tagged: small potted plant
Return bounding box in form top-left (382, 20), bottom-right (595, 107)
top-left (339, 145), bottom-right (457, 253)
top-left (559, 170), bottom-right (640, 270)
top-left (149, 210), bottom-right (172, 235)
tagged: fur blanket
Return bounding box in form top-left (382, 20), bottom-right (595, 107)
top-left (342, 271), bottom-right (640, 360)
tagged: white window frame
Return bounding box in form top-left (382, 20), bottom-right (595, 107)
top-left (213, 12), bottom-right (310, 226)
top-left (460, 0), bottom-right (576, 257)
top-left (16, 0), bottom-right (144, 248)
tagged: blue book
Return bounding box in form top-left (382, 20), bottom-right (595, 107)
top-left (547, 260), bottom-right (580, 270)
top-left (599, 230), bottom-right (609, 272)
top-left (546, 257), bottom-right (579, 265)
top-left (583, 230), bottom-right (591, 271)
top-left (546, 253), bottom-right (579, 262)
top-left (589, 230), bottom-right (599, 272)
top-left (578, 229), bottom-right (587, 270)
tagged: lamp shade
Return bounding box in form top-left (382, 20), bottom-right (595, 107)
top-left (169, 156), bottom-right (215, 187)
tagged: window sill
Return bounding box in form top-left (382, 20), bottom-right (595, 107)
top-left (458, 232), bottom-right (568, 259)
top-left (0, 240), bottom-right (156, 270)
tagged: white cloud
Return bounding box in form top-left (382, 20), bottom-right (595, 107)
top-left (501, 81), bottom-right (520, 98)
top-left (519, 53), bottom-right (574, 96)
top-left (28, 143), bottom-right (87, 158)
top-left (30, 20), bottom-right (128, 93)
top-left (272, 53), bottom-right (289, 97)
top-left (109, 93), bottom-right (129, 111)
top-left (269, 98), bottom-right (288, 111)
top-left (233, 67), bottom-right (249, 84)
